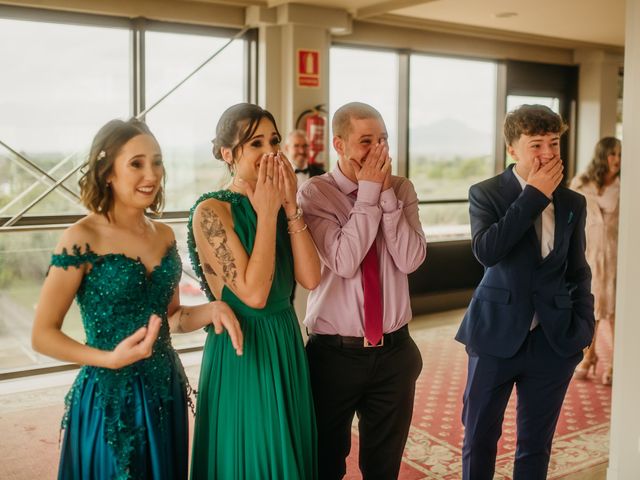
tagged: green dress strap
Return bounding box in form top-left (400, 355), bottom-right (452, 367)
top-left (49, 243), bottom-right (98, 272)
top-left (187, 189), bottom-right (294, 317)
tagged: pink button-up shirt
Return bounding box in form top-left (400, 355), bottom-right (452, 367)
top-left (298, 164), bottom-right (427, 336)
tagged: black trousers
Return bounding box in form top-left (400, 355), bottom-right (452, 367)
top-left (306, 330), bottom-right (423, 480)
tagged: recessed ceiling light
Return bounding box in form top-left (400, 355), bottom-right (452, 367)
top-left (494, 12), bottom-right (518, 18)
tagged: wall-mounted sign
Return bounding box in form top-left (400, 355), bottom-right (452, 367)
top-left (297, 49), bottom-right (320, 88)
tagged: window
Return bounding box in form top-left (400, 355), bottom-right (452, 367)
top-left (145, 27), bottom-right (246, 211)
top-left (0, 9), bottom-right (250, 376)
top-left (329, 46), bottom-right (499, 241)
top-left (0, 17), bottom-right (130, 218)
top-left (328, 48), bottom-right (582, 242)
top-left (329, 46), bottom-right (399, 172)
top-left (409, 55), bottom-right (497, 239)
top-left (506, 95), bottom-right (560, 113)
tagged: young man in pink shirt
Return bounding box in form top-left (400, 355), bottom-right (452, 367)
top-left (298, 102), bottom-right (427, 479)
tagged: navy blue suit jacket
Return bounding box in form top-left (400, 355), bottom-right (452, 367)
top-left (456, 165), bottom-right (595, 359)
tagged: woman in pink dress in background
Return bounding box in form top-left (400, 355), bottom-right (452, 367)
top-left (570, 136), bottom-right (621, 385)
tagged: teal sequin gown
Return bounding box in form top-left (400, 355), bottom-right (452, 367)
top-left (187, 191), bottom-right (317, 479)
top-left (51, 243), bottom-right (190, 480)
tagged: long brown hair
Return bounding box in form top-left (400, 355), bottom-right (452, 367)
top-left (580, 136), bottom-right (621, 189)
top-left (79, 119), bottom-right (165, 218)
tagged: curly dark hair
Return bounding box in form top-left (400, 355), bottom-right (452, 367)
top-left (503, 104), bottom-right (569, 146)
top-left (212, 103), bottom-right (281, 169)
top-left (580, 137), bottom-right (621, 189)
top-left (79, 119), bottom-right (164, 217)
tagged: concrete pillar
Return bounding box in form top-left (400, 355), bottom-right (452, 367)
top-left (246, 4), bottom-right (350, 146)
top-left (246, 4), bottom-right (350, 325)
top-left (607, 0), bottom-right (640, 478)
top-left (574, 48), bottom-right (623, 174)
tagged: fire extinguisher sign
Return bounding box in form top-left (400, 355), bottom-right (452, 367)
top-left (297, 49), bottom-right (320, 88)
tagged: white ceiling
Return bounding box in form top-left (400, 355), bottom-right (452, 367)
top-left (262, 0), bottom-right (625, 47)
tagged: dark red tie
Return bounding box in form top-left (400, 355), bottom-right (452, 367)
top-left (351, 190), bottom-right (383, 345)
top-left (362, 241), bottom-right (383, 345)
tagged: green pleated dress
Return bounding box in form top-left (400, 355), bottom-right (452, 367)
top-left (187, 190), bottom-right (317, 480)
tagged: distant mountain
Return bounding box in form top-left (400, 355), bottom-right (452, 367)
top-left (409, 118), bottom-right (493, 158)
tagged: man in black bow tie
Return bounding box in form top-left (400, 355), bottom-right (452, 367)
top-left (283, 129), bottom-right (325, 187)
top-left (283, 129), bottom-right (326, 325)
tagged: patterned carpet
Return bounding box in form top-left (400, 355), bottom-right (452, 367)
top-left (345, 320), bottom-right (612, 479)
top-left (0, 317), bottom-right (611, 479)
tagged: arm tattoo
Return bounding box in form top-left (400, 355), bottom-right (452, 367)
top-left (200, 207), bottom-right (238, 288)
top-left (204, 263), bottom-right (217, 276)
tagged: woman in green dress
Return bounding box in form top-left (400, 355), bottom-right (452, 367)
top-left (188, 103), bottom-right (321, 479)
top-left (31, 118), bottom-right (243, 479)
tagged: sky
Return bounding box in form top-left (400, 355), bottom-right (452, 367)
top-left (0, 18), bottom-right (244, 156)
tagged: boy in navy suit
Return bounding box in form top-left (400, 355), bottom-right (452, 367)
top-left (456, 104), bottom-right (595, 479)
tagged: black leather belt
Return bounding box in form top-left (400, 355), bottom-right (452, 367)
top-left (308, 325), bottom-right (410, 349)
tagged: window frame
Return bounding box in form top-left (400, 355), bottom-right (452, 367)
top-left (0, 5), bottom-right (256, 231)
top-left (0, 6), bottom-right (256, 379)
top-left (329, 44), bottom-right (578, 228)
top-left (330, 43), bottom-right (503, 227)
top-left (406, 50), bottom-right (501, 207)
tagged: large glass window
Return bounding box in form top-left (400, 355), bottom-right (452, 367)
top-left (329, 46), bottom-right (499, 241)
top-left (329, 46), bottom-right (399, 171)
top-left (0, 10), bottom-right (249, 376)
top-left (409, 55), bottom-right (497, 239)
top-left (0, 17), bottom-right (130, 218)
top-left (145, 29), bottom-right (246, 210)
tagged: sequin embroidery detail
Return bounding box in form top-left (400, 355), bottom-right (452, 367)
top-left (50, 243), bottom-right (191, 480)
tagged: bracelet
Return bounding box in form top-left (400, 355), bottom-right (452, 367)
top-left (288, 223), bottom-right (308, 235)
top-left (287, 206), bottom-right (303, 222)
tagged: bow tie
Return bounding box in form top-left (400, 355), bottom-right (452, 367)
top-left (295, 167), bottom-right (309, 174)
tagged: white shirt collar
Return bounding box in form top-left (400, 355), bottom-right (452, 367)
top-left (512, 165), bottom-right (527, 190)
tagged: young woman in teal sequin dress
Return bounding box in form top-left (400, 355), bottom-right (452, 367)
top-left (188, 103), bottom-right (321, 479)
top-left (31, 119), bottom-right (243, 480)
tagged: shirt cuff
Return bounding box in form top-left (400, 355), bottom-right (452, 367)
top-left (356, 181), bottom-right (382, 205)
top-left (379, 188), bottom-right (398, 213)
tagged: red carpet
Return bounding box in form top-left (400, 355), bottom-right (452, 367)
top-left (345, 320), bottom-right (612, 479)
top-left (0, 319), bottom-right (610, 479)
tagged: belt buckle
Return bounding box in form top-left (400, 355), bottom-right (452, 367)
top-left (363, 336), bottom-right (384, 348)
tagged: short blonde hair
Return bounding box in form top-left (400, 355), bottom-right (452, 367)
top-left (332, 102), bottom-right (384, 139)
